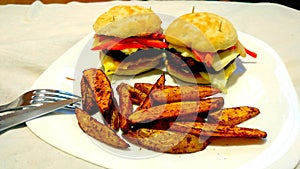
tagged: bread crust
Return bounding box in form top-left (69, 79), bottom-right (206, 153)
top-left (165, 12), bottom-right (237, 52)
top-left (93, 5), bottom-right (162, 38)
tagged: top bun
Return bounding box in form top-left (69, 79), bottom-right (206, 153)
top-left (93, 5), bottom-right (162, 38)
top-left (165, 12), bottom-right (237, 52)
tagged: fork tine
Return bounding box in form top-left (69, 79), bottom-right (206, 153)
top-left (31, 89), bottom-right (81, 109)
top-left (0, 89), bottom-right (81, 114)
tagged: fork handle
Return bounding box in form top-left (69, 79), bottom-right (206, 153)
top-left (0, 106), bottom-right (34, 114)
top-left (0, 104), bottom-right (10, 111)
top-left (0, 105), bottom-right (76, 114)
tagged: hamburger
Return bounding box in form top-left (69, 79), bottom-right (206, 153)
top-left (164, 12), bottom-right (254, 91)
top-left (91, 5), bottom-right (167, 75)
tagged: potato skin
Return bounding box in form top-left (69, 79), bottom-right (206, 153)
top-left (136, 74), bottom-right (165, 111)
top-left (117, 83), bottom-right (134, 132)
top-left (82, 68), bottom-right (119, 130)
top-left (170, 122), bottom-right (267, 138)
top-left (75, 108), bottom-right (129, 149)
top-left (129, 97), bottom-right (224, 124)
top-left (150, 85), bottom-right (221, 103)
top-left (80, 76), bottom-right (98, 114)
top-left (208, 106), bottom-right (260, 126)
top-left (123, 128), bottom-right (209, 153)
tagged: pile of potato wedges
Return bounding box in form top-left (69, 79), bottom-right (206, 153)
top-left (75, 68), bottom-right (267, 154)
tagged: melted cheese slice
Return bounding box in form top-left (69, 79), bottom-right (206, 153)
top-left (199, 62), bottom-right (236, 92)
top-left (101, 54), bottom-right (120, 75)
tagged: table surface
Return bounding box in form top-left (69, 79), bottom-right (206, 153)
top-left (0, 1), bottom-right (299, 169)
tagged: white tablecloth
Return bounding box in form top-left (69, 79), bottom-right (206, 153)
top-left (0, 1), bottom-right (299, 169)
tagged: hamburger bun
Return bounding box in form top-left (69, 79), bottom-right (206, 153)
top-left (93, 5), bottom-right (162, 38)
top-left (165, 12), bottom-right (237, 53)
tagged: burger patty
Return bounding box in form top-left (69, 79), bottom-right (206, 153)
top-left (104, 48), bottom-right (164, 62)
top-left (166, 48), bottom-right (235, 74)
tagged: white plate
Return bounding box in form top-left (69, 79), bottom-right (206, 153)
top-left (27, 31), bottom-right (300, 169)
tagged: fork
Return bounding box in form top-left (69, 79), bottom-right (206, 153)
top-left (0, 89), bottom-right (81, 114)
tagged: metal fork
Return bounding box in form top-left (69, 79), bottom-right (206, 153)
top-left (0, 89), bottom-right (81, 114)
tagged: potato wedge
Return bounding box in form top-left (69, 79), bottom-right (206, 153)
top-left (170, 122), bottom-right (267, 138)
top-left (106, 97), bottom-right (119, 130)
top-left (82, 68), bottom-right (119, 128)
top-left (75, 108), bottom-right (129, 149)
top-left (117, 83), bottom-right (133, 132)
top-left (136, 74), bottom-right (166, 111)
top-left (123, 128), bottom-right (209, 153)
top-left (150, 85), bottom-right (221, 103)
top-left (140, 116), bottom-right (205, 130)
top-left (122, 83), bottom-right (147, 105)
top-left (207, 106), bottom-right (260, 126)
top-left (80, 76), bottom-right (98, 114)
top-left (133, 83), bottom-right (155, 95)
top-left (129, 97), bottom-right (224, 124)
top-left (83, 68), bottom-right (112, 116)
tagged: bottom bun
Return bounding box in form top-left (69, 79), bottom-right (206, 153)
top-left (100, 50), bottom-right (165, 76)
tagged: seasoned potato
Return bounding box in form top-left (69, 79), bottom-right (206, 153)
top-left (150, 85), bottom-right (221, 103)
top-left (136, 74), bottom-right (166, 111)
top-left (82, 68), bottom-right (119, 129)
top-left (129, 97), bottom-right (224, 124)
top-left (116, 83), bottom-right (133, 132)
top-left (170, 122), bottom-right (267, 138)
top-left (75, 108), bottom-right (129, 149)
top-left (80, 76), bottom-right (98, 114)
top-left (208, 106), bottom-right (260, 126)
top-left (123, 128), bottom-right (209, 153)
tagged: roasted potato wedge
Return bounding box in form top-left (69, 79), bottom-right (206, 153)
top-left (170, 122), bottom-right (267, 138)
top-left (75, 108), bottom-right (129, 149)
top-left (117, 83), bottom-right (133, 132)
top-left (122, 83), bottom-right (147, 105)
top-left (139, 116), bottom-right (205, 130)
top-left (80, 76), bottom-right (98, 114)
top-left (134, 83), bottom-right (156, 95)
top-left (82, 68), bottom-right (119, 129)
top-left (129, 97), bottom-right (224, 124)
top-left (150, 85), bottom-right (221, 103)
top-left (83, 68), bottom-right (112, 116)
top-left (123, 128), bottom-right (209, 153)
top-left (208, 106), bottom-right (260, 126)
top-left (106, 97), bottom-right (119, 130)
top-left (136, 74), bottom-right (166, 111)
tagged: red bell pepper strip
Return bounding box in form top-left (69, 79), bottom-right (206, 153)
top-left (192, 49), bottom-right (214, 67)
top-left (91, 38), bottom-right (122, 50)
top-left (92, 35), bottom-right (167, 50)
top-left (110, 42), bottom-right (146, 50)
top-left (136, 38), bottom-right (168, 48)
top-left (150, 33), bottom-right (165, 40)
top-left (245, 48), bottom-right (257, 58)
